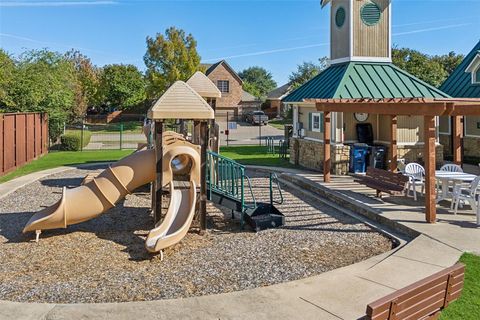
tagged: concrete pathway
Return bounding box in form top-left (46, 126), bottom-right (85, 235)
top-left (0, 166), bottom-right (469, 320)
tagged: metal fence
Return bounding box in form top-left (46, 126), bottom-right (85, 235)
top-left (0, 112), bottom-right (49, 176)
top-left (64, 118), bottom-right (148, 151)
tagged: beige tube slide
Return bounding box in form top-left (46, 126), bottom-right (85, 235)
top-left (23, 132), bottom-right (201, 253)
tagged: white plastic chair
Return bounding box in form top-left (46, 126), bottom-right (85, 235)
top-left (451, 176), bottom-right (480, 219)
top-left (440, 164), bottom-right (463, 173)
top-left (405, 163), bottom-right (425, 201)
top-left (438, 164), bottom-right (464, 194)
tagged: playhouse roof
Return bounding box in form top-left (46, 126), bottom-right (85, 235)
top-left (148, 81), bottom-right (214, 120)
top-left (440, 40), bottom-right (480, 98)
top-left (186, 71), bottom-right (222, 98)
top-left (282, 62), bottom-right (449, 103)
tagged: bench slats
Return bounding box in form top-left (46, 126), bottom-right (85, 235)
top-left (355, 168), bottom-right (408, 197)
top-left (366, 263), bottom-right (465, 320)
top-left (368, 267), bottom-right (464, 316)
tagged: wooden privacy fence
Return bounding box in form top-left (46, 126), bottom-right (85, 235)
top-left (0, 113), bottom-right (49, 176)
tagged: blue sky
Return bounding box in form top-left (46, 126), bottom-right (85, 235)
top-left (0, 0), bottom-right (479, 85)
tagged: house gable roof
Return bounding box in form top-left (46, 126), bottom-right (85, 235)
top-left (241, 90), bottom-right (260, 102)
top-left (148, 81), bottom-right (214, 120)
top-left (441, 41), bottom-right (480, 98)
top-left (186, 71), bottom-right (221, 98)
top-left (267, 83), bottom-right (292, 100)
top-left (204, 60), bottom-right (243, 84)
top-left (283, 62), bottom-right (449, 103)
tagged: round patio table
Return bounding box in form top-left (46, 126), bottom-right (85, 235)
top-left (435, 171), bottom-right (477, 203)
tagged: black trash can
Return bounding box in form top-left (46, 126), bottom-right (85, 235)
top-left (369, 145), bottom-right (388, 169)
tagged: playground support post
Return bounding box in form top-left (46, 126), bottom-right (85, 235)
top-left (200, 121), bottom-right (209, 231)
top-left (154, 121), bottom-right (164, 224)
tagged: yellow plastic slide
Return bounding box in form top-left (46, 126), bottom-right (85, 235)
top-left (23, 132), bottom-right (201, 254)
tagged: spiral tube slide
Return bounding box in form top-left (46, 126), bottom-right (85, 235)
top-left (23, 136), bottom-right (201, 236)
top-left (23, 149), bottom-right (156, 233)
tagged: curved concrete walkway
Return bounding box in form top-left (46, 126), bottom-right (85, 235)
top-left (0, 166), bottom-right (464, 320)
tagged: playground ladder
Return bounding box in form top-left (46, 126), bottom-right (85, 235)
top-left (206, 151), bottom-right (256, 224)
top-left (206, 151), bottom-right (284, 228)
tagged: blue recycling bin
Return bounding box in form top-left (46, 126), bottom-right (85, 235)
top-left (349, 144), bottom-right (369, 173)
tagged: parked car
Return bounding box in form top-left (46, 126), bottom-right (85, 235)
top-left (246, 111), bottom-right (269, 126)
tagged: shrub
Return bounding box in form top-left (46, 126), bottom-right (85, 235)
top-left (60, 130), bottom-right (92, 151)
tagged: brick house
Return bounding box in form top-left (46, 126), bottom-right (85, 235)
top-left (203, 60), bottom-right (258, 119)
top-left (267, 83), bottom-right (292, 116)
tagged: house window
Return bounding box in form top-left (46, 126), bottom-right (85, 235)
top-left (309, 112), bottom-right (324, 133)
top-left (475, 67), bottom-right (480, 84)
top-left (217, 80), bottom-right (230, 93)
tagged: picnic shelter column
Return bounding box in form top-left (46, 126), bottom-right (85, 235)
top-left (424, 115), bottom-right (437, 223)
top-left (389, 115), bottom-right (398, 172)
top-left (323, 111), bottom-right (331, 183)
top-left (452, 116), bottom-right (463, 166)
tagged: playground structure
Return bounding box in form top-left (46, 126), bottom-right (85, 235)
top-left (23, 78), bottom-right (285, 256)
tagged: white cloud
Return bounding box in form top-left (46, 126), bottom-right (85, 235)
top-left (0, 1), bottom-right (117, 7)
top-left (393, 23), bottom-right (472, 36)
top-left (204, 43), bottom-right (329, 62)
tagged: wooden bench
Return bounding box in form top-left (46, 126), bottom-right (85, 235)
top-left (366, 263), bottom-right (465, 320)
top-left (354, 167), bottom-right (409, 198)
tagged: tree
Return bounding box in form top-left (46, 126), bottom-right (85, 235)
top-left (6, 49), bottom-right (77, 141)
top-left (144, 27), bottom-right (202, 99)
top-left (288, 57), bottom-right (328, 89)
top-left (432, 51), bottom-right (464, 76)
top-left (392, 48), bottom-right (447, 87)
top-left (392, 47), bottom-right (463, 87)
top-left (238, 66), bottom-right (277, 99)
top-left (97, 64), bottom-right (146, 110)
top-left (65, 50), bottom-right (100, 117)
top-left (0, 49), bottom-right (16, 108)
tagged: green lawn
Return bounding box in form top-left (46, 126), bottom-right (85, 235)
top-left (0, 150), bottom-right (132, 183)
top-left (441, 253), bottom-right (480, 319)
top-left (220, 145), bottom-right (292, 167)
top-left (268, 118), bottom-right (292, 130)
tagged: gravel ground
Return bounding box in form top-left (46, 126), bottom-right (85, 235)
top-left (0, 167), bottom-right (393, 303)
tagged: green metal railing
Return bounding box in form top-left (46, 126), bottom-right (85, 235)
top-left (269, 172), bottom-right (284, 206)
top-left (265, 136), bottom-right (276, 154)
top-left (206, 151), bottom-right (256, 216)
top-left (278, 139), bottom-right (289, 160)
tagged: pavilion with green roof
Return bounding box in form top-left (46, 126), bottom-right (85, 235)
top-left (282, 0), bottom-right (450, 175)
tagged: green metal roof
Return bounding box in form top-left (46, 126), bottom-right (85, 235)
top-left (440, 41), bottom-right (480, 98)
top-left (283, 62), bottom-right (450, 103)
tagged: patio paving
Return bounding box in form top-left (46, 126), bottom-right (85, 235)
top-left (277, 169), bottom-right (480, 255)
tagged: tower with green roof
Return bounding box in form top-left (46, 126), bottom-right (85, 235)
top-left (283, 0), bottom-right (449, 174)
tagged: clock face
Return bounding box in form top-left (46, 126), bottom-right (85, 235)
top-left (354, 113), bottom-right (369, 122)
